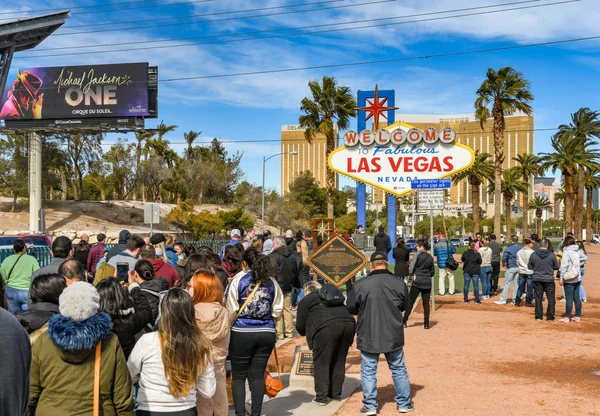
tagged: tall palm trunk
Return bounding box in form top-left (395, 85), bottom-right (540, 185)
top-left (504, 197), bottom-right (512, 237)
top-left (325, 133), bottom-right (335, 218)
top-left (471, 182), bottom-right (481, 234)
top-left (586, 187), bottom-right (593, 244)
top-left (563, 172), bottom-right (574, 236)
top-left (492, 102), bottom-right (504, 239)
top-left (575, 166), bottom-right (585, 240)
top-left (11, 191), bottom-right (17, 212)
top-left (522, 175), bottom-right (529, 238)
top-left (60, 168), bottom-right (68, 200)
top-left (536, 212), bottom-right (542, 237)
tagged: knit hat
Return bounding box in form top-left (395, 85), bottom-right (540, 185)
top-left (59, 282), bottom-right (100, 322)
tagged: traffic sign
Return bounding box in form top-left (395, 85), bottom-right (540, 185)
top-left (417, 190), bottom-right (445, 211)
top-left (411, 178), bottom-right (452, 189)
top-left (373, 219), bottom-right (382, 227)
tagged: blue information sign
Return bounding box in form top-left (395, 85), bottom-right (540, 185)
top-left (411, 178), bottom-right (452, 189)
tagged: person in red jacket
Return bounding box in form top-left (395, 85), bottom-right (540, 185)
top-left (138, 244), bottom-right (178, 288)
top-left (86, 233), bottom-right (106, 277)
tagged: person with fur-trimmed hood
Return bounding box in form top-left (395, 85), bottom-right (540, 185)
top-left (29, 281), bottom-right (134, 415)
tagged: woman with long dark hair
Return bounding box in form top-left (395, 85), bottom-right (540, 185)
top-left (393, 238), bottom-right (410, 281)
top-left (15, 273), bottom-right (65, 342)
top-left (96, 277), bottom-right (152, 359)
top-left (462, 241), bottom-right (482, 304)
top-left (403, 239), bottom-right (435, 329)
top-left (222, 245), bottom-right (242, 281)
top-left (191, 270), bottom-right (231, 416)
top-left (128, 288), bottom-right (216, 415)
top-left (208, 253), bottom-right (231, 289)
top-left (175, 254), bottom-right (210, 289)
top-left (225, 248), bottom-right (283, 416)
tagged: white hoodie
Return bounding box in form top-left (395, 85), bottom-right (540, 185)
top-left (517, 246), bottom-right (534, 275)
top-left (559, 245), bottom-right (582, 283)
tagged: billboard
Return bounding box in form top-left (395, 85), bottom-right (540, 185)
top-left (0, 63), bottom-right (149, 120)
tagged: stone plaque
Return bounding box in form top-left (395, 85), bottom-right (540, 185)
top-left (296, 350), bottom-right (314, 376)
top-left (307, 235), bottom-right (367, 287)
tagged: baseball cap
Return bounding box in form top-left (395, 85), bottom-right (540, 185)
top-left (370, 251), bottom-right (388, 262)
top-left (231, 229), bottom-right (241, 238)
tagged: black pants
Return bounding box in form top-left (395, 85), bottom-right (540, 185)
top-left (312, 320), bottom-right (356, 402)
top-left (136, 409), bottom-right (197, 416)
top-left (229, 331), bottom-right (276, 416)
top-left (403, 285), bottom-right (431, 323)
top-left (491, 262), bottom-right (501, 293)
top-left (534, 281), bottom-right (556, 320)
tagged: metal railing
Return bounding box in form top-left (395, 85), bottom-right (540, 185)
top-left (0, 240), bottom-right (230, 270)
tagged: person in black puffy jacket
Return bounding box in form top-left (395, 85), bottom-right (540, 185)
top-left (373, 227), bottom-right (392, 254)
top-left (404, 239), bottom-right (435, 329)
top-left (296, 282), bottom-right (355, 406)
top-left (96, 277), bottom-right (152, 359)
top-left (269, 236), bottom-right (299, 340)
top-left (16, 273), bottom-right (65, 339)
top-left (133, 260), bottom-right (170, 327)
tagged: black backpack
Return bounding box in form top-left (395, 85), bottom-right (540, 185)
top-left (318, 284), bottom-right (345, 307)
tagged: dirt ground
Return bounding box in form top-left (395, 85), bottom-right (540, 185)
top-left (272, 245), bottom-right (600, 416)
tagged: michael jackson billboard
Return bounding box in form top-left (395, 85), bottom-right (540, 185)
top-left (0, 63), bottom-right (149, 120)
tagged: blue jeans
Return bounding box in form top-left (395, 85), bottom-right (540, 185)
top-left (361, 349), bottom-right (411, 410)
top-left (580, 268), bottom-right (586, 301)
top-left (5, 287), bottom-right (29, 314)
top-left (463, 273), bottom-right (480, 302)
top-left (515, 274), bottom-right (534, 305)
top-left (291, 288), bottom-right (304, 307)
top-left (564, 282), bottom-right (582, 318)
top-left (479, 266), bottom-right (492, 297)
top-left (499, 267), bottom-right (519, 302)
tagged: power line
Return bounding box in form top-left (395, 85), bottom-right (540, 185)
top-left (97, 129), bottom-right (561, 146)
top-left (34, 0), bottom-right (545, 52)
top-left (19, 0), bottom-right (581, 59)
top-left (61, 0), bottom-right (346, 29)
top-left (12, 34), bottom-right (600, 92)
top-left (0, 0), bottom-right (214, 17)
top-left (52, 0), bottom-right (397, 36)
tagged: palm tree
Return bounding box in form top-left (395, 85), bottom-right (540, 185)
top-left (156, 121), bottom-right (177, 140)
top-left (184, 130), bottom-right (200, 159)
top-left (554, 188), bottom-right (565, 221)
top-left (489, 167), bottom-right (529, 237)
top-left (555, 108), bottom-right (600, 240)
top-left (584, 167), bottom-right (600, 243)
top-left (513, 153), bottom-right (544, 238)
top-left (299, 76), bottom-right (356, 218)
top-left (451, 152), bottom-right (494, 235)
top-left (528, 196), bottom-right (553, 237)
top-left (474, 67), bottom-right (534, 239)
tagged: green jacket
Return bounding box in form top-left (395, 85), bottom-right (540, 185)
top-left (353, 231), bottom-right (367, 250)
top-left (29, 313), bottom-right (133, 416)
top-left (1, 253), bottom-right (40, 290)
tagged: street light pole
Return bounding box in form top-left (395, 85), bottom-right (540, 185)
top-left (261, 151), bottom-right (298, 235)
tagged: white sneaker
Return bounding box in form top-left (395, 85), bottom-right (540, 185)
top-left (494, 300), bottom-right (506, 305)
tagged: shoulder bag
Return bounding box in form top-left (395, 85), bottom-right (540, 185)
top-left (562, 254), bottom-right (579, 282)
top-left (93, 340), bottom-right (102, 416)
top-left (445, 242), bottom-right (459, 271)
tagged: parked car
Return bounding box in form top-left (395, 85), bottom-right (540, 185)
top-left (462, 238), bottom-right (470, 246)
top-left (592, 234), bottom-right (600, 244)
top-left (405, 239), bottom-right (417, 252)
top-left (0, 235), bottom-right (52, 250)
top-left (450, 238), bottom-right (463, 248)
top-left (500, 234), bottom-right (506, 244)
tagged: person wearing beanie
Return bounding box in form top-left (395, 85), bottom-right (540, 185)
top-left (29, 282), bottom-right (134, 415)
top-left (107, 230), bottom-right (132, 262)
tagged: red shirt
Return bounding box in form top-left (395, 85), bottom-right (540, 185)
top-left (87, 243), bottom-right (106, 276)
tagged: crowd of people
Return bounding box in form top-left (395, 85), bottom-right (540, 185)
top-left (0, 225), bottom-right (591, 416)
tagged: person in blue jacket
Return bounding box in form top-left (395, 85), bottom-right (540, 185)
top-left (433, 234), bottom-right (456, 296)
top-left (495, 235), bottom-right (522, 305)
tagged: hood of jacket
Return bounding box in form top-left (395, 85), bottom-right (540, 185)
top-left (118, 230), bottom-right (131, 244)
top-left (148, 258), bottom-right (168, 273)
top-left (535, 249), bottom-right (553, 259)
top-left (16, 302), bottom-right (60, 333)
top-left (563, 245), bottom-right (579, 253)
top-left (274, 245), bottom-right (294, 258)
top-left (194, 302), bottom-right (230, 341)
top-left (47, 312), bottom-right (111, 363)
top-left (140, 277), bottom-right (169, 293)
top-left (377, 231), bottom-right (385, 238)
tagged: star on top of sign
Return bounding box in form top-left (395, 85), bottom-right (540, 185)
top-left (317, 221), bottom-right (330, 239)
top-left (355, 84), bottom-right (399, 131)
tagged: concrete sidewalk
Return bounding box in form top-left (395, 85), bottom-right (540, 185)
top-left (228, 374), bottom-right (361, 416)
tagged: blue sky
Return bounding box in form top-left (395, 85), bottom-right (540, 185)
top-left (3, 0), bottom-right (600, 192)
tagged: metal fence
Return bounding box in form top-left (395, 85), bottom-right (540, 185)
top-left (0, 240), bottom-right (230, 270)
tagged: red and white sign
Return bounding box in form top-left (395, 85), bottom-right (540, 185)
top-left (328, 123), bottom-right (474, 196)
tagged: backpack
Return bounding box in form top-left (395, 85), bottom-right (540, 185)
top-left (318, 284), bottom-right (345, 307)
top-left (140, 288), bottom-right (169, 331)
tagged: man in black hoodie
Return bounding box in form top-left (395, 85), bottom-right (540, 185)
top-left (528, 238), bottom-right (560, 321)
top-left (373, 226), bottom-right (392, 254)
top-left (270, 236), bottom-right (299, 340)
top-left (106, 230), bottom-right (131, 262)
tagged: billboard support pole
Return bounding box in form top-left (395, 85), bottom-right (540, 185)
top-left (28, 132), bottom-right (42, 233)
